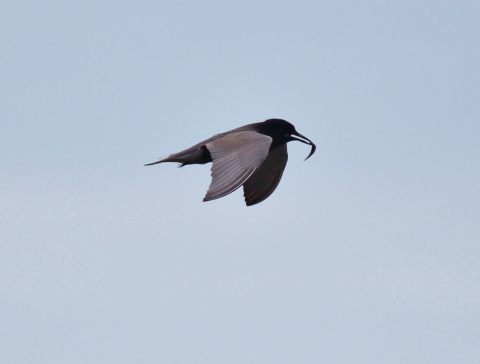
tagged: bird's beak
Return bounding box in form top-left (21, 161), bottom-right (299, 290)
top-left (290, 131), bottom-right (316, 160)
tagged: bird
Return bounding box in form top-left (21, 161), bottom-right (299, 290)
top-left (145, 118), bottom-right (316, 206)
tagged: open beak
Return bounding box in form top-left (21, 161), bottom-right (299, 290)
top-left (290, 132), bottom-right (316, 160)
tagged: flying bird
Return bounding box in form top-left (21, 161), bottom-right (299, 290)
top-left (145, 118), bottom-right (316, 206)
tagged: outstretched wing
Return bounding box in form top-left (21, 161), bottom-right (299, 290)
top-left (203, 131), bottom-right (272, 202)
top-left (243, 144), bottom-right (288, 206)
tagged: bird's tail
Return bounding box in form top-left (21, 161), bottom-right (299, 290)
top-left (144, 146), bottom-right (212, 167)
top-left (144, 155), bottom-right (171, 166)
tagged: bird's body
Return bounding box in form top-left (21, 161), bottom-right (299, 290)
top-left (145, 119), bottom-right (315, 206)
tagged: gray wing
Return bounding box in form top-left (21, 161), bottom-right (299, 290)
top-left (203, 131), bottom-right (272, 202)
top-left (243, 144), bottom-right (288, 206)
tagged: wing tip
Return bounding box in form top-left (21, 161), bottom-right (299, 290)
top-left (244, 194), bottom-right (267, 206)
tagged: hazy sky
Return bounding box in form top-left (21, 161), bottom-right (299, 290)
top-left (1, 1), bottom-right (479, 363)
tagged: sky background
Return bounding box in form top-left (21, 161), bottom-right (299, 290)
top-left (1, 1), bottom-right (479, 363)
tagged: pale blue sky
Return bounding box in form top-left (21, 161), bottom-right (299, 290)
top-left (1, 1), bottom-right (479, 363)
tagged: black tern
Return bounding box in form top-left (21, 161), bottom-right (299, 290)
top-left (145, 118), bottom-right (316, 206)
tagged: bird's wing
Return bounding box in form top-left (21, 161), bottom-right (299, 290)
top-left (203, 131), bottom-right (272, 201)
top-left (243, 144), bottom-right (288, 206)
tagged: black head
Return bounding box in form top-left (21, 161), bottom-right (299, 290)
top-left (257, 118), bottom-right (316, 160)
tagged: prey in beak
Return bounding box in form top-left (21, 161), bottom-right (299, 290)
top-left (289, 131), bottom-right (316, 160)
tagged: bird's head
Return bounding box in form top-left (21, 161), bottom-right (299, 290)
top-left (261, 119), bottom-right (316, 160)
